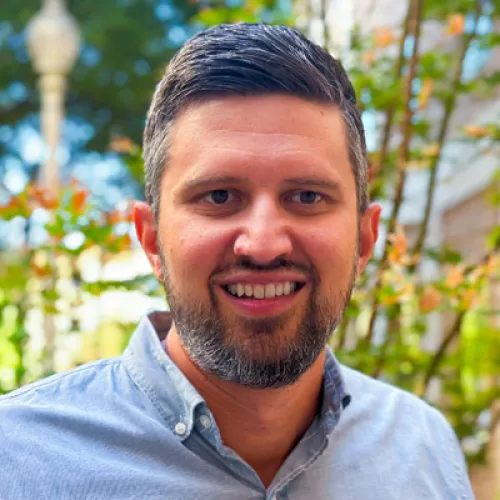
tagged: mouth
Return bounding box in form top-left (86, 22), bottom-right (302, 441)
top-left (221, 281), bottom-right (306, 300)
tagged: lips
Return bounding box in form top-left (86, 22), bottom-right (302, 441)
top-left (214, 271), bottom-right (309, 318)
top-left (214, 271), bottom-right (309, 319)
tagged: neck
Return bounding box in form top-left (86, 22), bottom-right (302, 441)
top-left (165, 329), bottom-right (325, 488)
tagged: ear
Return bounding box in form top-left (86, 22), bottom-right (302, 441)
top-left (357, 203), bottom-right (381, 276)
top-left (133, 202), bottom-right (163, 281)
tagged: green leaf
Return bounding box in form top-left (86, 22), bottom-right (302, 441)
top-left (487, 225), bottom-right (500, 249)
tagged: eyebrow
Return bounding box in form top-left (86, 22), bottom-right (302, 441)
top-left (283, 177), bottom-right (342, 192)
top-left (179, 175), bottom-right (342, 193)
top-left (180, 175), bottom-right (244, 193)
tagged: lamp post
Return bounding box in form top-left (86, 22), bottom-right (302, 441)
top-left (26, 0), bottom-right (80, 374)
top-left (26, 0), bottom-right (81, 194)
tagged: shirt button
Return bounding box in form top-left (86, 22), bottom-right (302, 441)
top-left (199, 415), bottom-right (212, 429)
top-left (174, 422), bottom-right (187, 436)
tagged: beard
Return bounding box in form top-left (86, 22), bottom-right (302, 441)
top-left (159, 250), bottom-right (357, 389)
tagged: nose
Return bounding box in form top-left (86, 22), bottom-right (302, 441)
top-left (233, 196), bottom-right (293, 265)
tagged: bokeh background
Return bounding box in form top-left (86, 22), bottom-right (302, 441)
top-left (0, 0), bottom-right (499, 497)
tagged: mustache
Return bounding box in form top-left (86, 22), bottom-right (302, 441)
top-left (237, 256), bottom-right (301, 271)
top-left (213, 256), bottom-right (317, 281)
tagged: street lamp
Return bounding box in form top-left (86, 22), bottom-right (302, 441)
top-left (25, 0), bottom-right (81, 374)
top-left (26, 0), bottom-right (81, 194)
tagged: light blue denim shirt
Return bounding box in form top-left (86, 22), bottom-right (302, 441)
top-left (0, 312), bottom-right (473, 499)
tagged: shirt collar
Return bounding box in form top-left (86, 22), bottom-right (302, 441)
top-left (122, 311), bottom-right (350, 440)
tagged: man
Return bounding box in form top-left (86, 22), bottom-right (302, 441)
top-left (0, 23), bottom-right (473, 499)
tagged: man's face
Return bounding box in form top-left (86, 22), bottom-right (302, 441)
top-left (137, 95), bottom-right (380, 387)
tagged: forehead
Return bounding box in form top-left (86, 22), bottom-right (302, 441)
top-left (165, 94), bottom-right (353, 188)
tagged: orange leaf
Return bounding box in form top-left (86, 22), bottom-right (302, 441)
top-left (388, 231), bottom-right (408, 264)
top-left (29, 186), bottom-right (58, 210)
top-left (42, 196), bottom-right (58, 210)
top-left (463, 125), bottom-right (489, 138)
top-left (109, 136), bottom-right (135, 154)
top-left (32, 262), bottom-right (54, 278)
top-left (28, 186), bottom-right (46, 201)
top-left (125, 209), bottom-right (134, 223)
top-left (419, 286), bottom-right (442, 313)
top-left (447, 14), bottom-right (465, 35)
top-left (393, 233), bottom-right (407, 255)
top-left (446, 266), bottom-right (464, 288)
top-left (108, 233), bottom-right (133, 252)
top-left (361, 51), bottom-right (375, 66)
top-left (374, 28), bottom-right (395, 48)
top-left (125, 202), bottom-right (136, 223)
top-left (72, 190), bottom-right (88, 213)
top-left (1, 196), bottom-right (23, 211)
top-left (106, 210), bottom-right (123, 225)
top-left (118, 234), bottom-right (132, 251)
top-left (460, 289), bottom-right (478, 310)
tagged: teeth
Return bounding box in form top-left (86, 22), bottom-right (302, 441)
top-left (265, 284), bottom-right (276, 299)
top-left (254, 285), bottom-right (265, 299)
top-left (225, 282), bottom-right (300, 299)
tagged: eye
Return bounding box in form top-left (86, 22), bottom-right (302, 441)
top-left (290, 191), bottom-right (324, 204)
top-left (203, 189), bottom-right (235, 205)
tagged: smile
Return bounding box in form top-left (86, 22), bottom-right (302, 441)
top-left (222, 281), bottom-right (306, 300)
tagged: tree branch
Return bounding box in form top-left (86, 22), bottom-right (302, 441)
top-left (412, 0), bottom-right (483, 258)
top-left (365, 0), bottom-right (424, 344)
top-left (373, 5), bottom-right (412, 177)
top-left (421, 311), bottom-right (465, 393)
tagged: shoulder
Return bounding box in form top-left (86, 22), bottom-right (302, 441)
top-left (0, 358), bottom-right (142, 438)
top-left (339, 363), bottom-right (456, 440)
top-left (0, 360), bottom-right (156, 456)
top-left (0, 357), bottom-right (123, 406)
top-left (0, 356), bottom-right (156, 431)
top-left (340, 363), bottom-right (438, 415)
top-left (0, 358), bottom-right (177, 498)
top-left (335, 364), bottom-right (473, 499)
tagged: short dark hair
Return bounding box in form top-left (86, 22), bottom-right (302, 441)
top-left (143, 23), bottom-right (368, 218)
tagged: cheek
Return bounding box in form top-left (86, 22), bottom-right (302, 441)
top-left (162, 217), bottom-right (230, 283)
top-left (309, 220), bottom-right (356, 254)
top-left (305, 221), bottom-right (358, 281)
